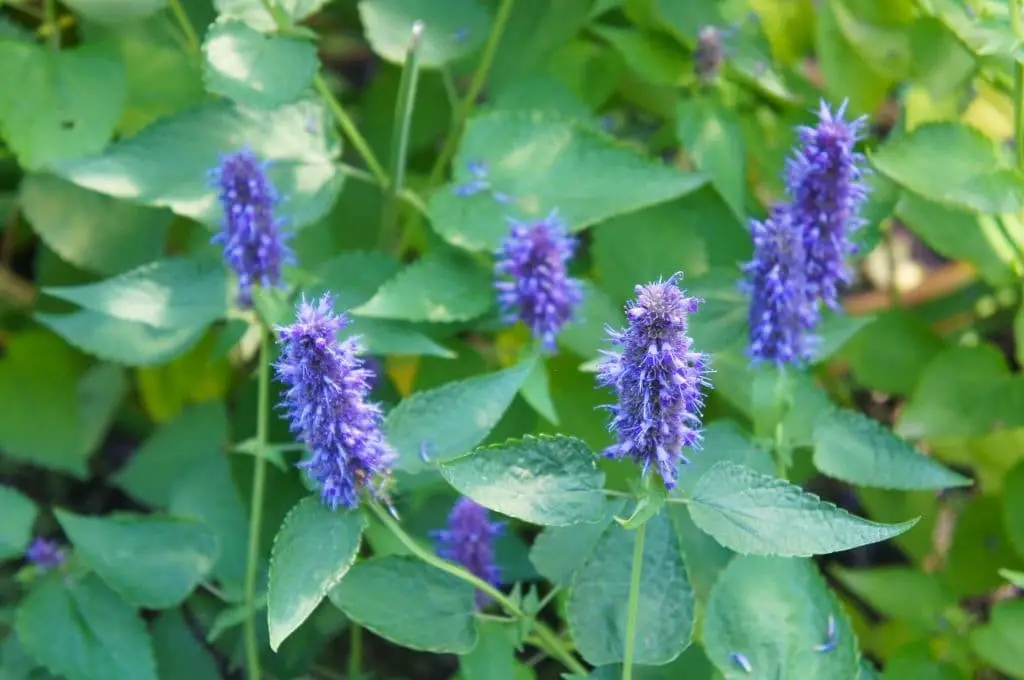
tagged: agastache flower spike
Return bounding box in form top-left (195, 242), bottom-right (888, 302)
top-left (275, 294), bottom-right (395, 510)
top-left (494, 210), bottom-right (584, 351)
top-left (433, 498), bottom-right (504, 608)
top-left (742, 206), bottom-right (820, 365)
top-left (786, 100), bottom-right (868, 310)
top-left (26, 537), bottom-right (65, 570)
top-left (211, 147), bottom-right (293, 307)
top-left (598, 275), bottom-right (712, 489)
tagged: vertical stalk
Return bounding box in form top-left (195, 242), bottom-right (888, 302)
top-left (347, 623), bottom-right (363, 678)
top-left (1012, 0), bottom-right (1024, 171)
top-left (380, 21), bottom-right (425, 251)
top-left (44, 0), bottom-right (59, 50)
top-left (244, 326), bottom-right (272, 680)
top-left (166, 0), bottom-right (200, 56)
top-left (621, 521), bottom-right (647, 680)
top-left (315, 75), bottom-right (389, 186)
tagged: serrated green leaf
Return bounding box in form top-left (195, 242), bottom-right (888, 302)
top-left (328, 555), bottom-right (477, 653)
top-left (385, 357), bottom-right (535, 471)
top-left (813, 408), bottom-right (971, 490)
top-left (567, 511), bottom-right (693, 665)
top-left (15, 575), bottom-right (158, 680)
top-left (0, 486), bottom-right (37, 560)
top-left (703, 556), bottom-right (858, 680)
top-left (215, 0), bottom-right (331, 32)
top-left (676, 97), bottom-right (745, 220)
top-left (0, 42), bottom-right (125, 168)
top-left (53, 98), bottom-right (342, 229)
top-left (491, 74), bottom-right (594, 121)
top-left (56, 510), bottom-right (219, 609)
top-left (203, 19), bottom-right (319, 109)
top-left (62, 0), bottom-right (165, 23)
top-left (687, 461), bottom-right (918, 556)
top-left (440, 435), bottom-right (606, 526)
top-left (359, 0), bottom-right (492, 68)
top-left (151, 610), bottom-right (220, 680)
top-left (430, 110), bottom-right (706, 251)
top-left (529, 499), bottom-right (623, 586)
top-left (830, 565), bottom-right (956, 633)
top-left (268, 497), bottom-right (365, 651)
top-left (674, 420), bottom-right (775, 497)
top-left (969, 600), bottom-right (1024, 679)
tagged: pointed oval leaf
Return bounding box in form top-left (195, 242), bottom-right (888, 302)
top-left (530, 499), bottom-right (624, 586)
top-left (687, 462), bottom-right (918, 557)
top-left (440, 435), bottom-right (606, 526)
top-left (0, 485), bottom-right (38, 560)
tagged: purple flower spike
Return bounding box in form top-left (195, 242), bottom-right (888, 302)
top-left (211, 147), bottom-right (294, 307)
top-left (433, 498), bottom-right (504, 608)
top-left (786, 100), bottom-right (868, 310)
top-left (494, 211), bottom-right (584, 351)
top-left (598, 275), bottom-right (712, 489)
top-left (275, 294), bottom-right (396, 510)
top-left (742, 205), bottom-right (820, 365)
top-left (26, 538), bottom-right (64, 570)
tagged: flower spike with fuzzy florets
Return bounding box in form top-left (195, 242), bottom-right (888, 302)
top-left (211, 147), bottom-right (294, 307)
top-left (742, 205), bottom-right (820, 365)
top-left (433, 497), bottom-right (504, 609)
top-left (26, 537), bottom-right (65, 570)
top-left (275, 294), bottom-right (395, 510)
top-left (494, 210), bottom-right (584, 351)
top-left (597, 275), bottom-right (712, 489)
top-left (786, 99), bottom-right (869, 310)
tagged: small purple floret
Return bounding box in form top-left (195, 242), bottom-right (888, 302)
top-left (211, 147), bottom-right (293, 307)
top-left (26, 538), bottom-right (64, 570)
top-left (275, 294), bottom-right (395, 510)
top-left (494, 211), bottom-right (584, 351)
top-left (598, 275), bottom-right (712, 489)
top-left (433, 498), bottom-right (504, 608)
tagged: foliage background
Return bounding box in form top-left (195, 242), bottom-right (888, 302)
top-left (1, 0), bottom-right (1024, 679)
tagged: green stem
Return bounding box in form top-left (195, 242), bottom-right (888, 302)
top-left (621, 522), bottom-right (646, 680)
top-left (244, 326), bottom-right (272, 680)
top-left (1012, 0), bottom-right (1024, 172)
top-left (44, 0), bottom-right (59, 50)
top-left (315, 75), bottom-right (389, 187)
top-left (426, 0), bottom-right (515, 186)
top-left (167, 0), bottom-right (200, 56)
top-left (367, 500), bottom-right (586, 675)
top-left (380, 21), bottom-right (425, 251)
top-left (347, 623), bottom-right (363, 678)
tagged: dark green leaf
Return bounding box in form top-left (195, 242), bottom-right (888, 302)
top-left (969, 600), bottom-right (1024, 679)
top-left (151, 610), bottom-right (220, 680)
top-left (529, 499), bottom-right (623, 586)
top-left (1005, 463), bottom-right (1024, 561)
top-left (0, 486), bottom-right (37, 560)
top-left (460, 619), bottom-right (519, 680)
top-left (831, 565), bottom-right (956, 633)
top-left (62, 0), bottom-right (164, 23)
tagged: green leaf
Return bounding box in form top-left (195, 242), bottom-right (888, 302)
top-left (520, 358), bottom-right (558, 424)
top-left (62, 0), bottom-right (165, 23)
top-left (359, 0), bottom-right (492, 68)
top-left (687, 461), bottom-right (918, 557)
top-left (1006, 463), bottom-right (1024, 561)
top-left (15, 574), bottom-right (158, 680)
top-left (116, 402), bottom-right (228, 507)
top-left (685, 269), bottom-right (747, 354)
top-left (0, 486), bottom-right (37, 560)
top-left (215, 0), bottom-right (331, 31)
top-left (830, 566), bottom-right (956, 633)
top-left (429, 110), bottom-right (706, 251)
top-left (674, 420), bottom-right (775, 497)
top-left (328, 555), bottom-right (477, 653)
top-left (529, 499), bottom-right (623, 586)
top-left (558, 280), bottom-right (623, 361)
top-left (567, 511), bottom-right (693, 665)
top-left (43, 257), bottom-right (228, 330)
top-left (703, 556), bottom-right (858, 680)
top-left (53, 98), bottom-right (342, 229)
top-left (21, 173), bottom-right (172, 276)
top-left (591, 25), bottom-right (690, 86)
top-left (829, 0), bottom-right (911, 79)
top-left (882, 644), bottom-right (961, 680)
top-left (969, 600), bottom-right (1024, 679)
top-left (56, 510), bottom-right (219, 609)
top-left (440, 435), bottom-right (606, 526)
top-left (268, 497), bottom-right (365, 651)
top-left (352, 247), bottom-right (493, 323)
top-left (815, 0), bottom-right (892, 114)
top-left (203, 19), bottom-right (319, 109)
top-left (946, 495), bottom-right (1024, 596)
top-left (460, 619), bottom-right (520, 680)
top-left (676, 97), bottom-right (745, 220)
top-left (667, 503), bottom-right (732, 604)
top-left (812, 312), bottom-right (874, 364)
top-left (812, 408), bottom-right (971, 490)
top-left (385, 357), bottom-right (536, 471)
top-left (151, 610), bottom-right (220, 680)
top-left (1001, 569), bottom-right (1024, 588)
top-left (872, 123), bottom-right (1024, 215)
top-left (0, 42), bottom-right (125, 168)
top-left (839, 311), bottom-right (946, 396)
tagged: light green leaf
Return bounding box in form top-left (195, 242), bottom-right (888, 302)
top-left (491, 74), bottom-right (594, 122)
top-left (813, 408), bottom-right (971, 490)
top-left (203, 19), bottom-right (319, 109)
top-left (872, 123), bottom-right (1024, 215)
top-left (1004, 463), bottom-right (1024, 561)
top-left (56, 510), bottom-right (219, 609)
top-left (882, 644), bottom-right (960, 680)
top-left (840, 310), bottom-right (946, 396)
top-left (359, 0), bottom-right (492, 68)
top-left (815, 0), bottom-right (892, 114)
top-left (831, 565), bottom-right (956, 633)
top-left (352, 247), bottom-right (493, 323)
top-left (969, 600), bottom-right (1024, 679)
top-left (268, 497), bottom-right (365, 651)
top-left (0, 42), bottom-right (125, 168)
top-left (0, 486), bottom-right (37, 560)
top-left (674, 420), bottom-right (774, 497)
top-left (591, 25), bottom-right (689, 86)
top-left (21, 173), bottom-right (172, 276)
top-left (151, 610), bottom-right (220, 680)
top-left (215, 0), bottom-right (331, 32)
top-left (460, 619), bottom-right (520, 680)
top-left (385, 357), bottom-right (536, 471)
top-left (676, 97), bottom-right (745, 220)
top-left (15, 575), bottom-right (158, 680)
top-left (329, 555), bottom-right (477, 653)
top-left (53, 98), bottom-right (342, 229)
top-left (430, 110), bottom-right (706, 251)
top-left (529, 499), bottom-right (623, 586)
top-left (1001, 569), bottom-right (1024, 588)
top-left (703, 556), bottom-right (858, 680)
top-left (829, 0), bottom-right (911, 79)
top-left (440, 435), bottom-right (606, 526)
top-left (520, 358), bottom-right (558, 424)
top-left (62, 0), bottom-right (165, 23)
top-left (685, 269), bottom-right (747, 354)
top-left (687, 461), bottom-right (918, 557)
top-left (558, 280), bottom-right (623, 360)
top-left (567, 511), bottom-right (693, 665)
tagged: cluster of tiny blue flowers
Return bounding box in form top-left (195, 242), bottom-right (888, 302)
top-left (598, 275), bottom-right (712, 489)
top-left (26, 537), bottom-right (64, 570)
top-left (494, 211), bottom-right (584, 351)
top-left (211, 148), bottom-right (293, 307)
top-left (452, 161), bottom-right (511, 204)
top-left (433, 497), bottom-right (504, 608)
top-left (275, 294), bottom-right (395, 510)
